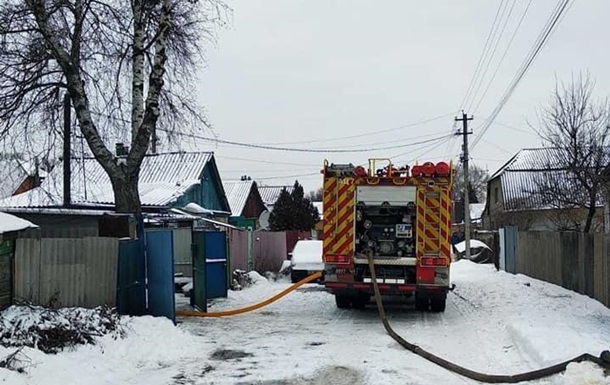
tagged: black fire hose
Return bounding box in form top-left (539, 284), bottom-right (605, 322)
top-left (366, 252), bottom-right (610, 383)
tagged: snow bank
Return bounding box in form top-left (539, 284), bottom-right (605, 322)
top-left (560, 362), bottom-right (610, 385)
top-left (247, 271), bottom-right (268, 285)
top-left (0, 305), bottom-right (121, 354)
top-left (0, 315), bottom-right (211, 385)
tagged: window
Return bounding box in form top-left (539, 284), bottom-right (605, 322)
top-left (494, 187), bottom-right (499, 204)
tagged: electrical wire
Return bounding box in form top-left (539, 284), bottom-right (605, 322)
top-left (215, 155), bottom-right (320, 168)
top-left (391, 135), bottom-right (455, 164)
top-left (225, 172), bottom-right (321, 181)
top-left (471, 0), bottom-right (573, 150)
top-left (161, 129), bottom-right (454, 153)
top-left (466, 0), bottom-right (517, 113)
top-left (459, 0), bottom-right (508, 111)
top-left (252, 113), bottom-right (455, 145)
top-left (471, 0), bottom-right (533, 115)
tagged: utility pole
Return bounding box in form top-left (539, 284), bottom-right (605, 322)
top-left (455, 112), bottom-right (473, 259)
top-left (63, 93), bottom-right (71, 207)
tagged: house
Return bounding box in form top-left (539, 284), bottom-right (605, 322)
top-left (482, 148), bottom-right (604, 231)
top-left (258, 185), bottom-right (294, 211)
top-left (0, 157), bottom-right (42, 199)
top-left (0, 152), bottom-right (231, 236)
top-left (222, 179), bottom-right (267, 229)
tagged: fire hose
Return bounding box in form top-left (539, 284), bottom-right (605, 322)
top-left (366, 251), bottom-right (610, 383)
top-left (176, 271), bottom-right (322, 318)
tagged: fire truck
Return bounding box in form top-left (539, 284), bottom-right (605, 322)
top-left (322, 159), bottom-right (453, 312)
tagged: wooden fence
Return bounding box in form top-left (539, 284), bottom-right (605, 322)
top-left (14, 237), bottom-right (119, 308)
top-left (514, 231), bottom-right (609, 307)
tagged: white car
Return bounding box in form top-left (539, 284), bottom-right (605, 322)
top-left (290, 240), bottom-right (323, 283)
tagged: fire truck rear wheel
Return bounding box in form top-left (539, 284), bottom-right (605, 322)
top-left (430, 297), bottom-right (446, 312)
top-left (415, 296), bottom-right (430, 311)
top-left (351, 293), bottom-right (369, 309)
top-left (335, 294), bottom-right (351, 309)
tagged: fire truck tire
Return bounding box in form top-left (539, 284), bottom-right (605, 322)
top-left (415, 296), bottom-right (429, 311)
top-left (430, 297), bottom-right (446, 312)
top-left (351, 293), bottom-right (369, 309)
top-left (335, 294), bottom-right (351, 309)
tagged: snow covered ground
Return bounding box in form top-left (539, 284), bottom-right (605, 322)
top-left (1, 261), bottom-right (609, 384)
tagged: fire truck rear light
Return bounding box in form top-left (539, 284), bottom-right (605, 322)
top-left (326, 255), bottom-right (350, 264)
top-left (421, 257), bottom-right (447, 266)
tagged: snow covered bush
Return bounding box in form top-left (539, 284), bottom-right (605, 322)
top-left (0, 305), bottom-right (123, 354)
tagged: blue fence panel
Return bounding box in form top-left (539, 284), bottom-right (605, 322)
top-left (146, 230), bottom-right (175, 322)
top-left (117, 239), bottom-right (146, 316)
top-left (504, 226), bottom-right (518, 274)
top-left (204, 231), bottom-right (227, 299)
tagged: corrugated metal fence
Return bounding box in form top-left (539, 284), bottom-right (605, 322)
top-left (505, 230), bottom-right (609, 307)
top-left (14, 237), bottom-right (119, 308)
top-left (253, 230), bottom-right (287, 273)
top-left (173, 228), bottom-right (192, 277)
top-left (230, 230), bottom-right (249, 271)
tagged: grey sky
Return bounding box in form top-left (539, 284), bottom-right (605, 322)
top-left (191, 0), bottom-right (610, 195)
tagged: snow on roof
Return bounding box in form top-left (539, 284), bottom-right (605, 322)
top-left (0, 211), bottom-right (38, 233)
top-left (258, 185), bottom-right (293, 206)
top-left (0, 152), bottom-right (213, 209)
top-left (223, 180), bottom-right (255, 216)
top-left (490, 148), bottom-right (607, 211)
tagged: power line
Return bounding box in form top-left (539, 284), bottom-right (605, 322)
top-left (391, 135), bottom-right (455, 164)
top-left (253, 113), bottom-right (454, 145)
top-left (459, 0), bottom-right (508, 111)
top-left (162, 129), bottom-right (454, 153)
top-left (471, 0), bottom-right (533, 114)
top-left (471, 0), bottom-right (573, 150)
top-left (466, 0), bottom-right (517, 112)
top-left (216, 155), bottom-right (320, 167)
top-left (225, 172), bottom-right (321, 181)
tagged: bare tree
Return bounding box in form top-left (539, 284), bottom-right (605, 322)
top-left (535, 74), bottom-right (610, 232)
top-left (0, 0), bottom-right (228, 213)
top-left (453, 163), bottom-right (488, 204)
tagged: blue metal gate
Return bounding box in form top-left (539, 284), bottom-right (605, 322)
top-left (145, 229), bottom-right (175, 321)
top-left (192, 231), bottom-right (207, 311)
top-left (503, 226), bottom-right (518, 274)
top-left (204, 231), bottom-right (228, 299)
top-left (117, 239), bottom-right (147, 316)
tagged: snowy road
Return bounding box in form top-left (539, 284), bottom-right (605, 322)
top-left (1, 260), bottom-right (609, 384)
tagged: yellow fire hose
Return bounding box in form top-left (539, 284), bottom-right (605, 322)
top-left (366, 251), bottom-right (610, 383)
top-left (176, 271), bottom-right (322, 318)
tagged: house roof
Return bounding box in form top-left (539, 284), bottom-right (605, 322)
top-left (0, 152), bottom-right (215, 209)
top-left (489, 147), bottom-right (565, 180)
top-left (490, 148), bottom-right (605, 211)
top-left (258, 185), bottom-right (294, 206)
top-left (223, 180), bottom-right (256, 216)
top-left (0, 158), bottom-right (30, 198)
top-left (0, 212), bottom-right (38, 234)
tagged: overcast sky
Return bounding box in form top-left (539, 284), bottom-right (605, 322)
top-left (187, 0), bottom-right (610, 195)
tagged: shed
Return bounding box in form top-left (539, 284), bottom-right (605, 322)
top-left (223, 180), bottom-right (267, 229)
top-left (0, 212), bottom-right (37, 310)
